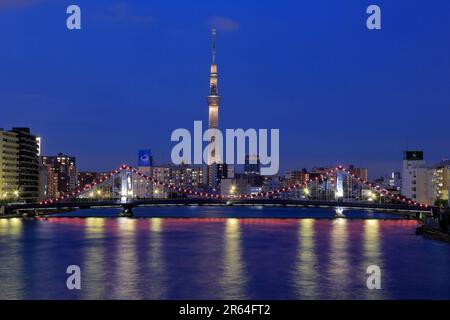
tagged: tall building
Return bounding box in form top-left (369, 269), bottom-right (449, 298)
top-left (401, 151), bottom-right (428, 204)
top-left (207, 163), bottom-right (229, 188)
top-left (427, 160), bottom-right (450, 206)
top-left (220, 175), bottom-right (249, 197)
top-left (0, 130), bottom-right (19, 201)
top-left (388, 171), bottom-right (402, 190)
top-left (36, 136), bottom-right (42, 156)
top-left (12, 128), bottom-right (40, 202)
top-left (205, 29), bottom-right (228, 187)
top-left (0, 128), bottom-right (39, 203)
top-left (36, 137), bottom-right (47, 200)
top-left (245, 155), bottom-right (261, 175)
top-left (348, 165), bottom-right (369, 182)
top-left (285, 169), bottom-right (309, 185)
top-left (150, 164), bottom-right (205, 198)
top-left (38, 165), bottom-right (49, 201)
top-left (207, 28), bottom-right (220, 158)
top-left (41, 153), bottom-right (77, 198)
top-left (77, 171), bottom-right (110, 189)
top-left (138, 149), bottom-right (153, 168)
top-left (134, 149), bottom-right (154, 198)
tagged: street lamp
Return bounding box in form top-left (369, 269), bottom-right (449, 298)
top-left (230, 185), bottom-right (236, 197)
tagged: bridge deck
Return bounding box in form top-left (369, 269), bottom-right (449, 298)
top-left (1, 198), bottom-right (431, 216)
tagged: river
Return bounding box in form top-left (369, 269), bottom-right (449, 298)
top-left (0, 206), bottom-right (449, 299)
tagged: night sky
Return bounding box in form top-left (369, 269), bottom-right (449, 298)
top-left (1, 0), bottom-right (449, 178)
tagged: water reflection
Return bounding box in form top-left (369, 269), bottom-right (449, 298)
top-left (82, 218), bottom-right (106, 299)
top-left (362, 220), bottom-right (384, 299)
top-left (0, 218), bottom-right (22, 236)
top-left (114, 218), bottom-right (139, 299)
top-left (151, 218), bottom-right (162, 233)
top-left (328, 218), bottom-right (350, 298)
top-left (0, 218), bottom-right (23, 299)
top-left (85, 218), bottom-right (105, 238)
top-left (220, 218), bottom-right (246, 299)
top-left (294, 219), bottom-right (318, 299)
top-left (147, 218), bottom-right (167, 299)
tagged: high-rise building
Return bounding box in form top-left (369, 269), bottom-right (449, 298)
top-left (150, 164), bottom-right (205, 198)
top-left (242, 155), bottom-right (264, 188)
top-left (220, 174), bottom-right (251, 197)
top-left (0, 129), bottom-right (19, 201)
top-left (36, 137), bottom-right (41, 156)
top-left (227, 165), bottom-right (235, 179)
top-left (12, 128), bottom-right (40, 202)
top-left (285, 169), bottom-right (309, 185)
top-left (41, 153), bottom-right (77, 198)
top-left (36, 136), bottom-right (47, 201)
top-left (138, 149), bottom-right (153, 168)
top-left (388, 172), bottom-right (402, 190)
top-left (401, 151), bottom-right (428, 204)
top-left (38, 164), bottom-right (48, 201)
top-left (348, 165), bottom-right (368, 182)
top-left (207, 29), bottom-right (220, 157)
top-left (77, 171), bottom-right (110, 189)
top-left (245, 155), bottom-right (261, 175)
top-left (207, 162), bottom-right (229, 188)
top-left (0, 128), bottom-right (39, 203)
top-left (134, 149), bottom-right (154, 198)
top-left (427, 160), bottom-right (450, 206)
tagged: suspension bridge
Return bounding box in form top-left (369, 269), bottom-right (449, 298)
top-left (0, 164), bottom-right (431, 218)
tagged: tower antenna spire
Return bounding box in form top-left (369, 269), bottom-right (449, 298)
top-left (212, 28), bottom-right (216, 64)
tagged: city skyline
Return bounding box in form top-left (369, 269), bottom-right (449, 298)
top-left (1, 1), bottom-right (450, 178)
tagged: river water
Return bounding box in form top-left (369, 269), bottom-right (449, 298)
top-left (0, 207), bottom-right (449, 299)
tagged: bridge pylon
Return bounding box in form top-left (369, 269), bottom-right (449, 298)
top-left (335, 168), bottom-right (344, 201)
top-left (120, 204), bottom-right (134, 217)
top-left (120, 169), bottom-right (134, 204)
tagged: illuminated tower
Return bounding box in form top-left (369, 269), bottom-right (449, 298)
top-left (207, 28), bottom-right (220, 164)
top-left (206, 29), bottom-right (228, 188)
top-left (208, 29), bottom-right (220, 130)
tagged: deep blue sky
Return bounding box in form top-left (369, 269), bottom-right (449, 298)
top-left (1, 0), bottom-right (449, 178)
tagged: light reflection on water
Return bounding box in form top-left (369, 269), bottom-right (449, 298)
top-left (363, 220), bottom-right (383, 299)
top-left (83, 218), bottom-right (106, 299)
top-left (114, 218), bottom-right (139, 299)
top-left (294, 219), bottom-right (318, 299)
top-left (0, 218), bottom-right (23, 299)
top-left (148, 218), bottom-right (168, 299)
top-left (328, 219), bottom-right (350, 299)
top-left (220, 218), bottom-right (246, 299)
top-left (0, 210), bottom-right (450, 300)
